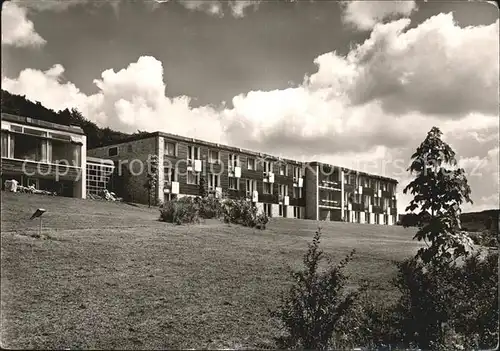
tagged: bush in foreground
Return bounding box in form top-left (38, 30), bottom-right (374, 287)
top-left (159, 197), bottom-right (200, 224)
top-left (393, 250), bottom-right (498, 350)
top-left (222, 198), bottom-right (269, 229)
top-left (160, 196), bottom-right (268, 229)
top-left (269, 228), bottom-right (358, 350)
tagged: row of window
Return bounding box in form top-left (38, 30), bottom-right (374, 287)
top-left (165, 141), bottom-right (303, 177)
top-left (344, 174), bottom-right (396, 193)
top-left (348, 211), bottom-right (396, 225)
top-left (1, 132), bottom-right (82, 166)
top-left (345, 193), bottom-right (396, 208)
top-left (263, 203), bottom-right (303, 218)
top-left (165, 174), bottom-right (303, 197)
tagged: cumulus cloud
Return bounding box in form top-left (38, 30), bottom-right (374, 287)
top-left (341, 0), bottom-right (417, 31)
top-left (176, 0), bottom-right (261, 17)
top-left (309, 13), bottom-right (499, 117)
top-left (1, 1), bottom-right (46, 47)
top-left (11, 0), bottom-right (89, 12)
top-left (228, 0), bottom-right (261, 18)
top-left (2, 12), bottom-right (498, 213)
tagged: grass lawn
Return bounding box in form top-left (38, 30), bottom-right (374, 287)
top-left (1, 191), bottom-right (420, 349)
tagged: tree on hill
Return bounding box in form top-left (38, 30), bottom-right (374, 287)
top-left (403, 126), bottom-right (474, 264)
top-left (144, 155), bottom-right (159, 208)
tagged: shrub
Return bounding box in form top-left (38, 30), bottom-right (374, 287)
top-left (333, 286), bottom-right (401, 350)
top-left (159, 197), bottom-right (200, 224)
top-left (222, 198), bottom-right (263, 229)
top-left (255, 212), bottom-right (269, 230)
top-left (269, 228), bottom-right (359, 350)
top-left (393, 250), bottom-right (499, 350)
top-left (198, 196), bottom-right (223, 219)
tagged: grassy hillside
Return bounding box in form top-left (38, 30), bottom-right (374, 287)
top-left (1, 191), bottom-right (420, 349)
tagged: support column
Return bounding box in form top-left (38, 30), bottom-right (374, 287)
top-left (157, 136), bottom-right (165, 204)
top-left (340, 169), bottom-right (345, 220)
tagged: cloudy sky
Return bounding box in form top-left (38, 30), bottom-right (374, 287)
top-left (1, 0), bottom-right (499, 213)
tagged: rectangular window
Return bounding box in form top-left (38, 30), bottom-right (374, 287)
top-left (164, 167), bottom-right (177, 183)
top-left (229, 154), bottom-right (239, 170)
top-left (363, 195), bottom-right (371, 207)
top-left (247, 158), bottom-right (256, 170)
top-left (10, 125), bottom-right (22, 133)
top-left (187, 145), bottom-right (200, 161)
top-left (165, 141), bottom-right (176, 156)
top-left (127, 144), bottom-right (133, 153)
top-left (49, 132), bottom-right (71, 141)
top-left (278, 184), bottom-right (288, 197)
top-left (263, 203), bottom-right (272, 217)
top-left (229, 177), bottom-right (240, 190)
top-left (278, 164), bottom-right (287, 176)
top-left (293, 206), bottom-right (301, 219)
top-left (279, 204), bottom-right (283, 216)
top-left (108, 147), bottom-right (118, 157)
top-left (208, 150), bottom-right (220, 164)
top-left (363, 177), bottom-right (369, 187)
top-left (293, 186), bottom-right (302, 198)
top-left (293, 166), bottom-right (302, 179)
top-left (375, 215), bottom-right (380, 224)
top-left (187, 171), bottom-right (199, 185)
top-left (263, 182), bottom-right (272, 194)
top-left (354, 211), bottom-right (360, 223)
top-left (24, 128), bottom-right (47, 137)
top-left (263, 161), bottom-right (273, 173)
top-left (208, 174), bottom-right (220, 190)
top-left (1, 132), bottom-right (9, 158)
top-left (246, 179), bottom-right (257, 194)
top-left (365, 212), bottom-right (370, 224)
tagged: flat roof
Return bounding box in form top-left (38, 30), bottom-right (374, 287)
top-left (1, 113), bottom-right (85, 135)
top-left (309, 161), bottom-right (398, 183)
top-left (90, 131), bottom-right (304, 165)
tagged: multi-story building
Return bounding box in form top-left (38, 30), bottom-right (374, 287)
top-left (1, 113), bottom-right (398, 224)
top-left (87, 132), bottom-right (307, 218)
top-left (305, 162), bottom-right (398, 224)
top-left (87, 132), bottom-right (399, 224)
top-left (1, 113), bottom-right (87, 197)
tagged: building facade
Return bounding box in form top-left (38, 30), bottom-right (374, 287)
top-left (88, 132), bottom-right (398, 224)
top-left (87, 132), bottom-right (307, 218)
top-left (0, 113), bottom-right (398, 223)
top-left (305, 162), bottom-right (398, 225)
top-left (1, 113), bottom-right (87, 198)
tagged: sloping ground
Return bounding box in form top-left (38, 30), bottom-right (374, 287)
top-left (1, 191), bottom-right (420, 349)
